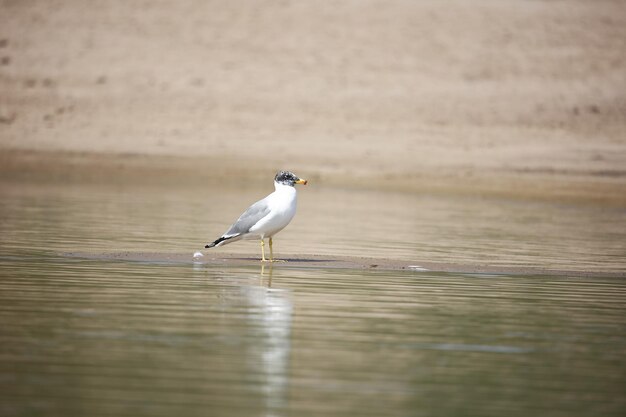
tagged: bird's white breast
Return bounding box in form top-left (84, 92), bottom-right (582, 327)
top-left (248, 183), bottom-right (297, 238)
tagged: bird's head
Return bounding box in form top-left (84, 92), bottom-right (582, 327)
top-left (274, 171), bottom-right (307, 187)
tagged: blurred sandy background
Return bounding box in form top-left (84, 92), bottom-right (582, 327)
top-left (1, 0), bottom-right (625, 203)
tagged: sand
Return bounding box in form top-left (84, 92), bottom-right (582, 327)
top-left (1, 0), bottom-right (626, 204)
top-left (63, 251), bottom-right (626, 278)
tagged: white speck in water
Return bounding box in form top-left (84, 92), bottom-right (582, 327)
top-left (408, 265), bottom-right (429, 271)
top-left (193, 251), bottom-right (204, 258)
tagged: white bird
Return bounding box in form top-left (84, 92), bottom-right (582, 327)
top-left (204, 171), bottom-right (308, 262)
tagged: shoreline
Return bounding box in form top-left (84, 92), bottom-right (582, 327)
top-left (3, 148), bottom-right (625, 206)
top-left (63, 251), bottom-right (626, 279)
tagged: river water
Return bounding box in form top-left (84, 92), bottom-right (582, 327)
top-left (1, 179), bottom-right (624, 416)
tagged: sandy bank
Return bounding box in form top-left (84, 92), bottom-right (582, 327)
top-left (63, 252), bottom-right (626, 279)
top-left (1, 1), bottom-right (625, 204)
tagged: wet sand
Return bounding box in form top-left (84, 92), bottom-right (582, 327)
top-left (63, 252), bottom-right (626, 279)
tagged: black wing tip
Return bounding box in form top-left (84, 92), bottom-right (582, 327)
top-left (205, 236), bottom-right (231, 249)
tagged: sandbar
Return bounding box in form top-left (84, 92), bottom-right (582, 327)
top-left (63, 251), bottom-right (625, 279)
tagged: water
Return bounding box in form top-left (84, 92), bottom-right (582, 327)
top-left (1, 179), bottom-right (625, 416)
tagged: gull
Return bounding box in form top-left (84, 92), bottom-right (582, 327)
top-left (204, 171), bottom-right (308, 262)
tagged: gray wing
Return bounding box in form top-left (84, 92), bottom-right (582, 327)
top-left (222, 197), bottom-right (271, 237)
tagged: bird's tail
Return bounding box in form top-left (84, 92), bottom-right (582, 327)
top-left (204, 236), bottom-right (231, 249)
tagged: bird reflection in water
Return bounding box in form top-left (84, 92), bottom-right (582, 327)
top-left (246, 263), bottom-right (293, 414)
top-left (261, 262), bottom-right (273, 287)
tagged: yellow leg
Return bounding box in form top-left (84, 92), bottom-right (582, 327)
top-left (260, 239), bottom-right (268, 262)
top-left (269, 238), bottom-right (285, 262)
top-left (269, 237), bottom-right (274, 262)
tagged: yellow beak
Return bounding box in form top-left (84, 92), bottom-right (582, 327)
top-left (295, 178), bottom-right (308, 185)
